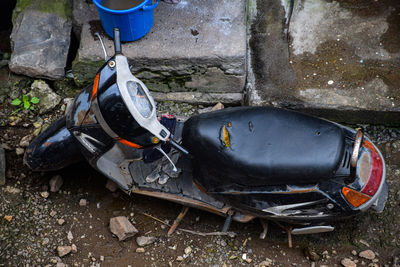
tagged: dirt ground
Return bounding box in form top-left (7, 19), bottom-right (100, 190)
top-left (1, 108), bottom-right (400, 267)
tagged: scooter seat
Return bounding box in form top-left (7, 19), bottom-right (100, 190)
top-left (182, 107), bottom-right (345, 188)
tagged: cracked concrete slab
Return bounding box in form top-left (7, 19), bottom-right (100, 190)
top-left (73, 0), bottom-right (247, 101)
top-left (248, 0), bottom-right (400, 124)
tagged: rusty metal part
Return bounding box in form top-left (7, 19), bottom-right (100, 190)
top-left (168, 206), bottom-right (189, 236)
top-left (132, 187), bottom-right (228, 215)
top-left (223, 185), bottom-right (319, 195)
top-left (351, 130), bottom-right (363, 168)
top-left (221, 125), bottom-right (231, 147)
top-left (286, 185), bottom-right (319, 194)
top-left (131, 187), bottom-right (255, 223)
top-left (272, 220), bottom-right (293, 248)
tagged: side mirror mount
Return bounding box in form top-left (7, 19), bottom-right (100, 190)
top-left (113, 28), bottom-right (122, 54)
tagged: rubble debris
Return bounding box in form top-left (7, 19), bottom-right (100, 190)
top-left (79, 199), bottom-right (87, 206)
top-left (341, 258), bottom-right (356, 267)
top-left (67, 231), bottom-right (73, 242)
top-left (19, 135), bottom-right (32, 147)
top-left (40, 191), bottom-right (50, 199)
top-left (57, 246), bottom-right (72, 257)
top-left (136, 247), bottom-right (145, 253)
top-left (136, 236), bottom-right (156, 247)
top-left (359, 250), bottom-right (376, 260)
top-left (109, 216), bottom-right (138, 241)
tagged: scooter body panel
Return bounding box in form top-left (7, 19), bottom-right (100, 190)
top-left (24, 116), bottom-right (83, 171)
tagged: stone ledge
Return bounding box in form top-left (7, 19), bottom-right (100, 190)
top-left (152, 92), bottom-right (242, 105)
top-left (73, 0), bottom-right (247, 94)
top-left (247, 0), bottom-right (400, 125)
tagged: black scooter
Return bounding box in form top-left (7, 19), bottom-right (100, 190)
top-left (24, 29), bottom-right (388, 237)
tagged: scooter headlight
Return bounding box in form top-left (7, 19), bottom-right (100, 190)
top-left (115, 54), bottom-right (170, 141)
top-left (126, 80), bottom-right (152, 119)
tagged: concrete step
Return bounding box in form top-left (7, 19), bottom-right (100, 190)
top-left (247, 0), bottom-right (400, 125)
top-left (72, 0), bottom-right (247, 104)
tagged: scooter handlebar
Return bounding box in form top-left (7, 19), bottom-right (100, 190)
top-left (168, 139), bottom-right (190, 156)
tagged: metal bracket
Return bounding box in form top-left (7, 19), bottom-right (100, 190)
top-left (156, 146), bottom-right (178, 172)
top-left (351, 129), bottom-right (363, 168)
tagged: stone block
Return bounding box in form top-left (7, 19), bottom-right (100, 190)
top-left (73, 0), bottom-right (247, 97)
top-left (247, 0), bottom-right (400, 124)
top-left (72, 0), bottom-right (99, 39)
top-left (10, 0), bottom-right (72, 80)
top-left (109, 216), bottom-right (138, 241)
top-left (152, 92), bottom-right (242, 105)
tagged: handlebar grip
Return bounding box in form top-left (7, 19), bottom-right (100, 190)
top-left (113, 28), bottom-right (122, 54)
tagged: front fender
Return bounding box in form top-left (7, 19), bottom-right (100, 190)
top-left (24, 116), bottom-right (83, 171)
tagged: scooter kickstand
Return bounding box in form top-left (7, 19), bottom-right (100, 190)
top-left (287, 227), bottom-right (293, 248)
top-left (167, 206), bottom-right (189, 236)
top-left (259, 219), bottom-right (268, 239)
top-left (222, 210), bottom-right (234, 232)
top-left (272, 220), bottom-right (293, 248)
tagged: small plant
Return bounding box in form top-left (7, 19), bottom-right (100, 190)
top-left (11, 95), bottom-right (40, 113)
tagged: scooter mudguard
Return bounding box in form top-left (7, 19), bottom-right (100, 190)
top-left (24, 116), bottom-right (83, 171)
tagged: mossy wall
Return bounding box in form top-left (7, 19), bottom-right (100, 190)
top-left (12, 0), bottom-right (72, 24)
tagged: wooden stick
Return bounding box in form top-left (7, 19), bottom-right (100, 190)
top-left (178, 228), bottom-right (236, 238)
top-left (142, 212), bottom-right (169, 225)
top-left (168, 206), bottom-right (189, 236)
top-left (141, 212), bottom-right (236, 238)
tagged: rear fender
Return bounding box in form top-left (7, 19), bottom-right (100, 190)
top-left (24, 116), bottom-right (83, 171)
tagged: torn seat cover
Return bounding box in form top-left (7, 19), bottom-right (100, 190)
top-left (182, 107), bottom-right (345, 189)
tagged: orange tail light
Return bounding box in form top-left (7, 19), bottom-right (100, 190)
top-left (342, 186), bottom-right (371, 208)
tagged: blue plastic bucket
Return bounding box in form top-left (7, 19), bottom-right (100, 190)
top-left (93, 0), bottom-right (160, 42)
